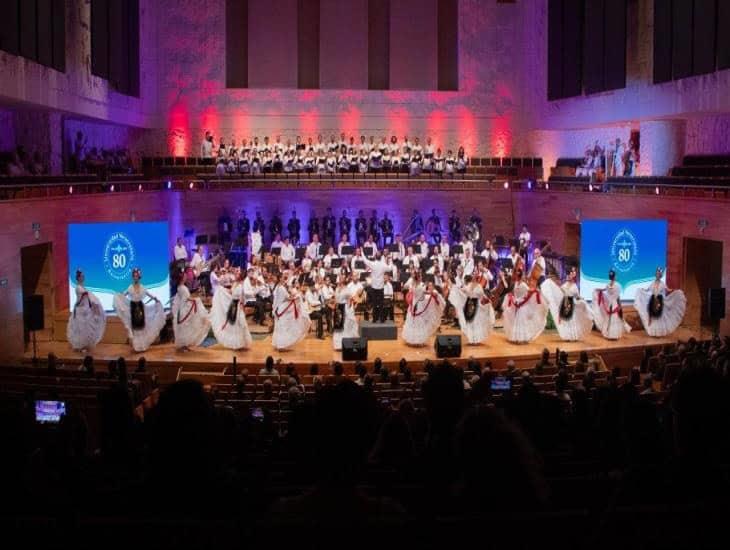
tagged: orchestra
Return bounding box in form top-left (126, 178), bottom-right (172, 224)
top-left (71, 206), bottom-right (687, 355)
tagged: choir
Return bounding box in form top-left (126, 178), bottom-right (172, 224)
top-left (202, 133), bottom-right (470, 177)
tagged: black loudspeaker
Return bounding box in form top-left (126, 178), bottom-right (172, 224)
top-left (342, 337), bottom-right (368, 361)
top-left (708, 288), bottom-right (726, 321)
top-left (24, 294), bottom-right (44, 331)
top-left (435, 335), bottom-right (461, 358)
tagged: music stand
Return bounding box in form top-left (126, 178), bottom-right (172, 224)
top-left (387, 244), bottom-right (399, 253)
top-left (499, 258), bottom-right (514, 270)
top-left (330, 258), bottom-right (342, 268)
top-left (354, 260), bottom-right (366, 270)
top-left (363, 246), bottom-right (374, 258)
top-left (452, 244), bottom-right (463, 255)
top-left (270, 246), bottom-right (282, 256)
top-left (195, 235), bottom-right (209, 245)
top-left (359, 272), bottom-right (368, 282)
top-left (327, 273), bottom-right (338, 285)
top-left (420, 258), bottom-right (433, 272)
top-left (295, 247), bottom-right (306, 260)
top-left (341, 245), bottom-right (355, 256)
top-left (399, 271), bottom-right (410, 283)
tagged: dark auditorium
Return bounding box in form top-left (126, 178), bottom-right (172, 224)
top-left (1, 1), bottom-right (729, 548)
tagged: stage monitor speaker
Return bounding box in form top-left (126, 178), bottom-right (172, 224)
top-left (342, 337), bottom-right (368, 361)
top-left (24, 294), bottom-right (44, 331)
top-left (708, 288), bottom-right (726, 320)
top-left (435, 334), bottom-right (461, 358)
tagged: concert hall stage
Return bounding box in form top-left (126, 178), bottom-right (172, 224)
top-left (27, 318), bottom-right (701, 385)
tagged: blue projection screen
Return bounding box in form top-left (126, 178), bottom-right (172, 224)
top-left (68, 222), bottom-right (170, 312)
top-left (580, 219), bottom-right (667, 302)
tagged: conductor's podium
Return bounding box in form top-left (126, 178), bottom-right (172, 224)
top-left (360, 320), bottom-right (398, 341)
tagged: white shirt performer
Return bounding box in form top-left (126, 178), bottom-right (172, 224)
top-left (361, 252), bottom-right (391, 323)
top-left (634, 267), bottom-right (686, 337)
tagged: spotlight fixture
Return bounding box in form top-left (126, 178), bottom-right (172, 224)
top-left (697, 219), bottom-right (708, 233)
top-left (68, 185), bottom-right (73, 194)
top-left (138, 184), bottom-right (143, 192)
top-left (545, 182), bottom-right (549, 190)
top-left (588, 183), bottom-right (593, 192)
top-left (110, 184), bottom-right (115, 192)
top-left (654, 186), bottom-right (660, 195)
top-left (189, 181), bottom-right (194, 190)
top-left (503, 181), bottom-right (509, 189)
top-left (527, 180), bottom-right (533, 190)
top-left (167, 180), bottom-right (172, 189)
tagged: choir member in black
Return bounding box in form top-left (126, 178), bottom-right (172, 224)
top-left (449, 210), bottom-right (461, 243)
top-left (287, 210), bottom-right (301, 245)
top-left (355, 210), bottom-right (368, 245)
top-left (380, 212), bottom-right (394, 246)
top-left (339, 210), bottom-right (352, 242)
top-left (308, 210), bottom-right (320, 242)
top-left (369, 210), bottom-right (381, 246)
top-left (237, 210), bottom-right (250, 239)
top-left (269, 211), bottom-right (283, 242)
top-left (218, 208), bottom-right (233, 247)
top-left (253, 211), bottom-right (266, 237)
top-left (322, 207), bottom-right (337, 247)
top-left (427, 209), bottom-right (442, 244)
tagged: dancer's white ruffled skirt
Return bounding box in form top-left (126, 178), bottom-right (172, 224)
top-left (540, 279), bottom-right (594, 341)
top-left (173, 295), bottom-right (211, 348)
top-left (67, 294), bottom-right (107, 350)
top-left (272, 297), bottom-right (311, 350)
top-left (113, 295), bottom-right (166, 352)
top-left (333, 304), bottom-right (359, 350)
top-left (402, 296), bottom-right (445, 346)
top-left (448, 288), bottom-right (495, 345)
top-left (210, 290), bottom-right (252, 350)
top-left (634, 288), bottom-right (686, 337)
top-left (501, 292), bottom-right (549, 343)
top-left (591, 290), bottom-right (631, 340)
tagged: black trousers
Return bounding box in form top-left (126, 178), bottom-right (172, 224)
top-left (383, 232), bottom-right (394, 245)
top-left (370, 287), bottom-right (385, 323)
top-left (310, 310), bottom-right (324, 338)
top-left (245, 300), bottom-right (265, 324)
top-left (356, 231), bottom-right (367, 245)
top-left (383, 298), bottom-right (394, 321)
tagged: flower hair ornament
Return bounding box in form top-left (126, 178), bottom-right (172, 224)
top-left (75, 268), bottom-right (83, 281)
top-left (132, 267), bottom-right (142, 279)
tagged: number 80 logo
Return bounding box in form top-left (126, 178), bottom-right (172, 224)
top-left (104, 233), bottom-right (136, 280)
top-left (610, 229), bottom-right (638, 273)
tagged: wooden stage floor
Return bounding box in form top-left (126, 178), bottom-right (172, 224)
top-left (27, 321), bottom-right (702, 378)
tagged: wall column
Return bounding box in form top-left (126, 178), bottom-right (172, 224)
top-left (638, 119), bottom-right (686, 176)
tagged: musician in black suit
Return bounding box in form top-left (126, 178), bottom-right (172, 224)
top-left (253, 211), bottom-right (266, 237)
top-left (427, 209), bottom-right (442, 244)
top-left (369, 209), bottom-right (380, 246)
top-left (355, 210), bottom-right (368, 245)
top-left (411, 209), bottom-right (424, 236)
top-left (237, 210), bottom-right (250, 238)
top-left (287, 210), bottom-right (301, 245)
top-left (322, 207), bottom-right (337, 247)
top-left (308, 210), bottom-right (320, 243)
top-left (380, 212), bottom-right (394, 246)
top-left (449, 210), bottom-right (461, 243)
top-left (218, 208), bottom-right (233, 247)
top-left (269, 211), bottom-right (283, 242)
top-left (469, 208), bottom-right (483, 235)
top-left (339, 209), bottom-right (352, 242)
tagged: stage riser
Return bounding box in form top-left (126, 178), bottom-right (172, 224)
top-left (360, 321), bottom-right (398, 340)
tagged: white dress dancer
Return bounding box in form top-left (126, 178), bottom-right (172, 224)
top-left (210, 282), bottom-right (253, 350)
top-left (634, 269), bottom-right (686, 337)
top-left (501, 278), bottom-right (549, 343)
top-left (403, 283), bottom-right (445, 346)
top-left (113, 270), bottom-right (166, 352)
top-left (448, 280), bottom-right (495, 345)
top-left (332, 282), bottom-right (360, 351)
top-left (540, 274), bottom-right (594, 341)
top-left (591, 274), bottom-right (631, 340)
top-left (172, 282), bottom-right (211, 349)
top-left (272, 281), bottom-right (311, 350)
top-left (67, 271), bottom-right (107, 351)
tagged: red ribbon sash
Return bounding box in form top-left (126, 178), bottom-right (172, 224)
top-left (178, 299), bottom-right (197, 325)
top-left (410, 294), bottom-right (437, 317)
top-left (508, 290), bottom-right (541, 309)
top-left (276, 298), bottom-right (299, 320)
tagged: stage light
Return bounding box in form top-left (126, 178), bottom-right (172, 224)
top-left (527, 180), bottom-right (533, 190)
top-left (68, 185), bottom-right (73, 194)
top-left (655, 186), bottom-right (660, 195)
top-left (167, 180), bottom-right (172, 189)
top-left (545, 182), bottom-right (550, 190)
top-left (138, 184), bottom-right (143, 192)
top-left (109, 184), bottom-right (115, 192)
top-left (503, 181), bottom-right (509, 189)
top-left (588, 183), bottom-right (593, 192)
top-left (189, 181), bottom-right (194, 190)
